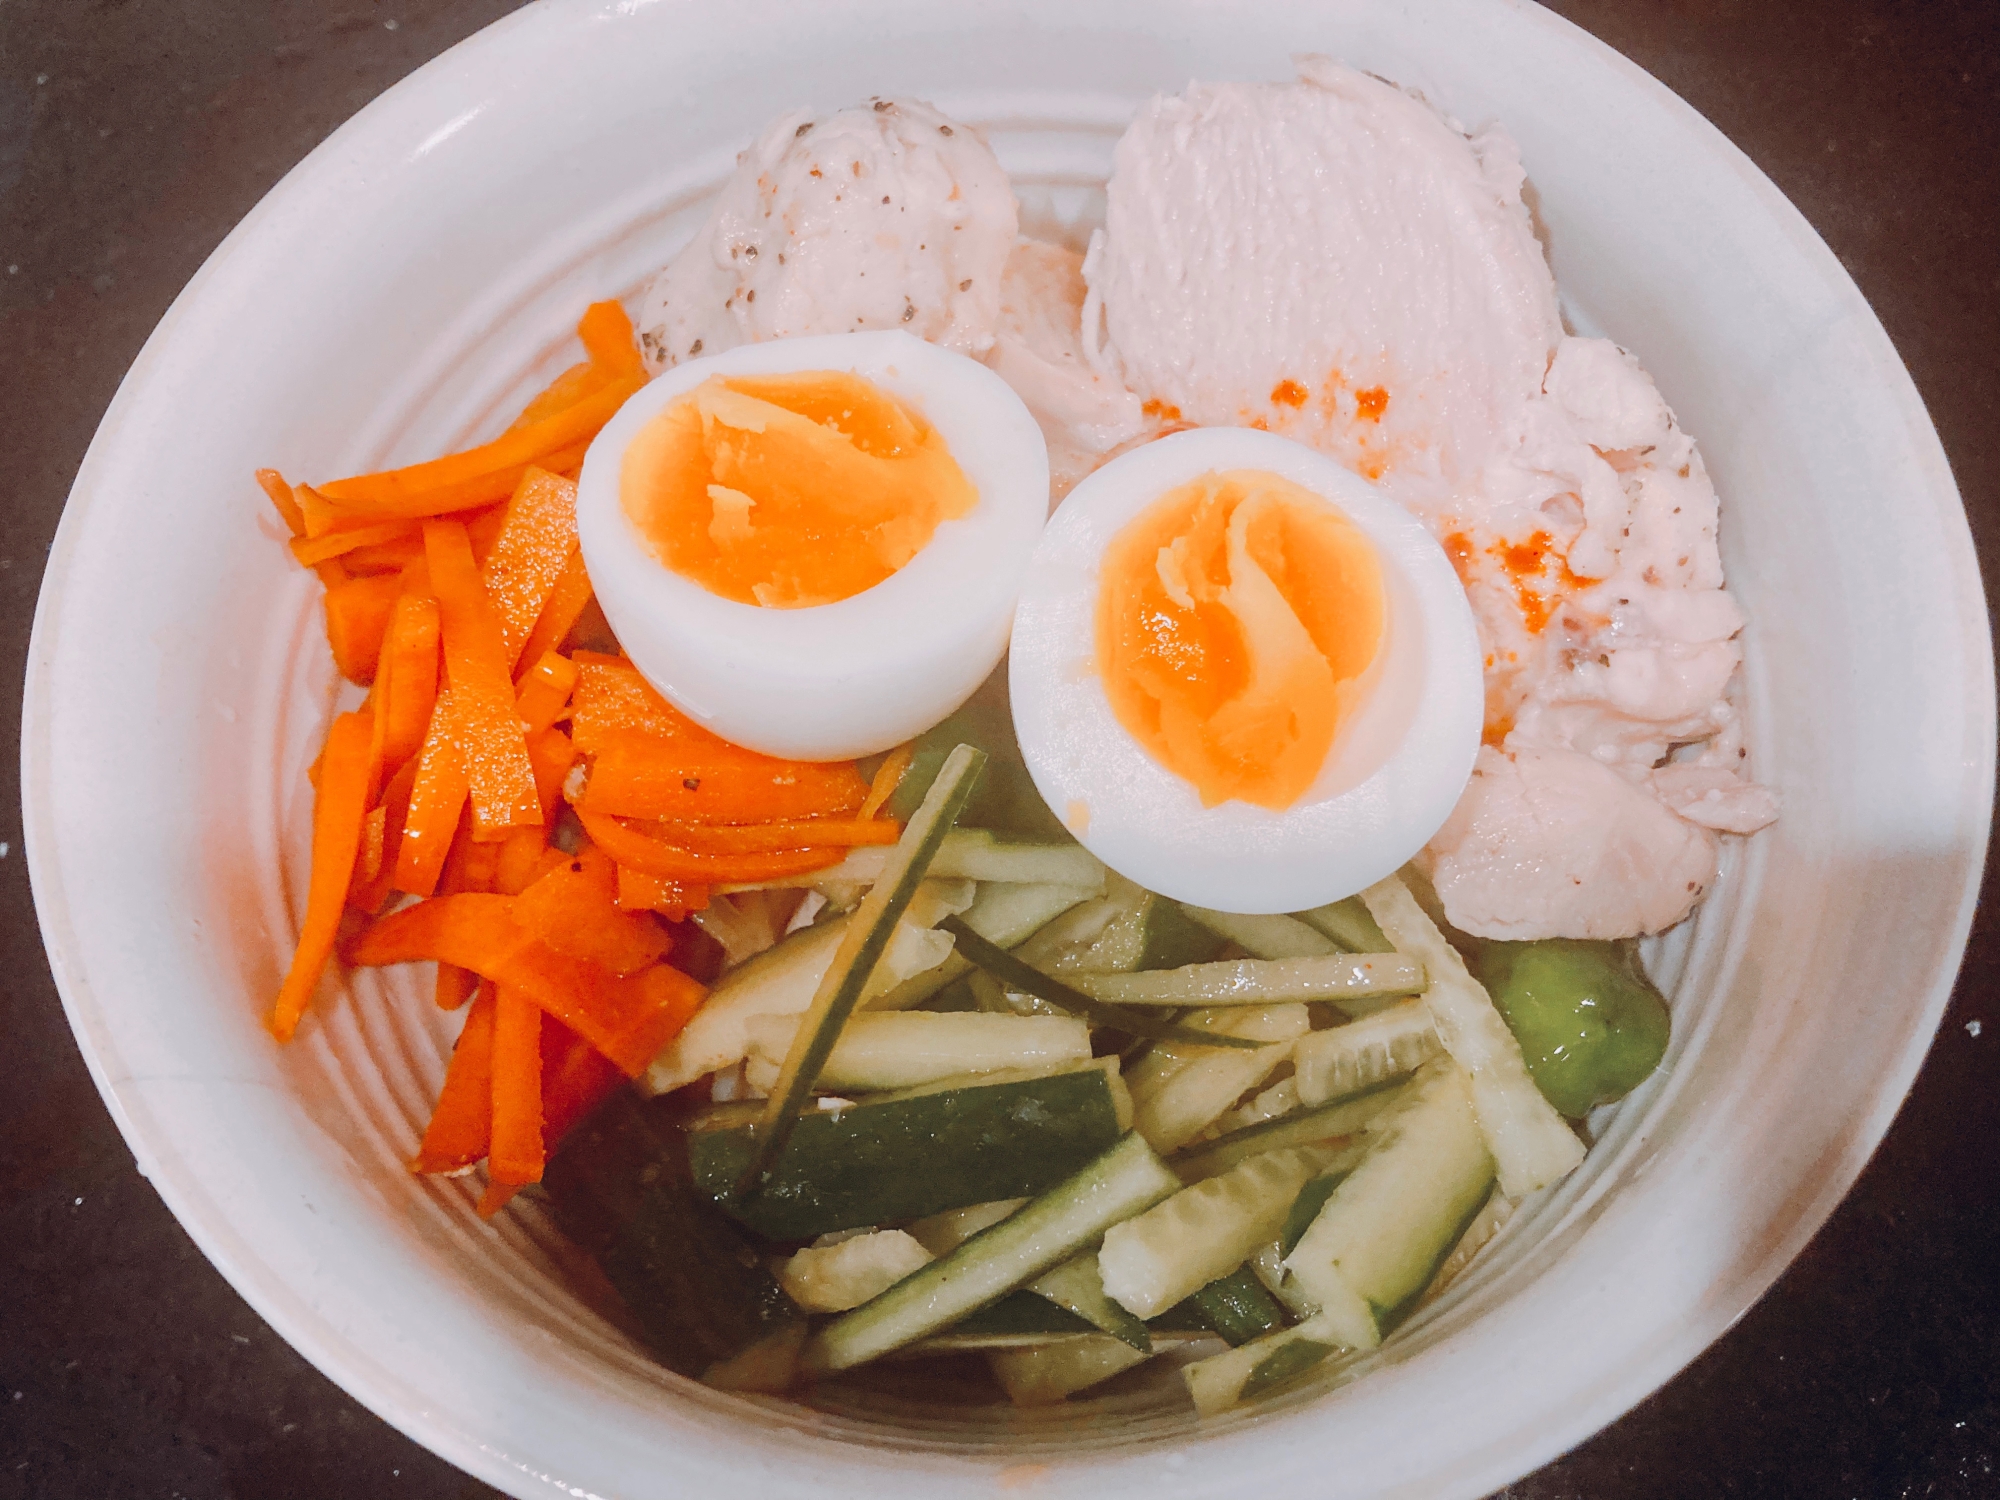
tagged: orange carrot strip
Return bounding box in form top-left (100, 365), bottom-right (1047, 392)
top-left (350, 757), bottom-right (419, 916)
top-left (524, 726), bottom-right (576, 824)
top-left (636, 817), bottom-right (899, 855)
top-left (289, 519), bottom-right (416, 567)
top-left (412, 982), bottom-right (498, 1173)
top-left (580, 735), bottom-right (869, 824)
top-left (615, 864), bottom-right (710, 919)
top-left (425, 519), bottom-right (541, 840)
top-left (394, 690), bottom-right (468, 896)
top-left (860, 742), bottom-right (915, 820)
top-left (349, 893), bottom-right (702, 1075)
top-left (512, 848), bottom-right (672, 977)
top-left (300, 451), bottom-right (588, 537)
top-left (322, 572), bottom-right (403, 686)
top-left (568, 661), bottom-right (685, 755)
top-left (257, 469), bottom-right (307, 538)
top-left (540, 1018), bottom-right (624, 1143)
top-left (509, 361), bottom-right (611, 433)
top-left (486, 986), bottom-right (545, 1190)
top-left (354, 804), bottom-right (388, 889)
top-left (514, 547), bottom-right (593, 678)
top-left (578, 299), bottom-right (646, 383)
top-left (516, 651), bottom-right (579, 735)
top-left (339, 534), bottom-right (430, 576)
top-left (481, 468), bottom-right (581, 668)
top-left (318, 376), bottom-right (641, 510)
top-left (379, 592), bottom-right (442, 777)
top-left (575, 808), bottom-right (843, 883)
top-left (269, 708), bottom-right (375, 1042)
top-left (492, 826), bottom-right (561, 897)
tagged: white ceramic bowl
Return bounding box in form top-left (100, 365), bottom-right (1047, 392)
top-left (22, 2), bottom-right (1992, 1497)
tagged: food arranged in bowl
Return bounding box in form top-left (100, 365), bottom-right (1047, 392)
top-left (254, 57), bottom-right (1776, 1418)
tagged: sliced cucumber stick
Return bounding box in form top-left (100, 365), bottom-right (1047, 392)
top-left (1360, 876), bottom-right (1584, 1197)
top-left (1282, 1058), bottom-right (1497, 1348)
top-left (1183, 1309), bottom-right (1353, 1416)
top-left (1028, 1253), bottom-right (1151, 1351)
top-left (990, 1335), bottom-right (1153, 1405)
top-left (1064, 952), bottom-right (1423, 1007)
top-left (1179, 906), bottom-right (1339, 961)
top-left (1099, 1143), bottom-right (1337, 1318)
top-left (1129, 1005), bottom-right (1309, 1153)
top-left (807, 1131), bottom-right (1182, 1372)
top-left (744, 1010), bottom-right (1092, 1092)
top-left (1169, 1087), bottom-right (1392, 1184)
top-left (1292, 999), bottom-right (1442, 1106)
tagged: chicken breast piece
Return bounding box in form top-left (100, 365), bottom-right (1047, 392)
top-left (1423, 746), bottom-right (1719, 940)
top-left (988, 237), bottom-right (1145, 502)
top-left (635, 98), bottom-right (1018, 371)
top-left (1086, 57), bottom-right (1561, 509)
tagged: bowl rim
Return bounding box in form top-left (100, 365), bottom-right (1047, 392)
top-left (21, 0), bottom-right (1995, 1495)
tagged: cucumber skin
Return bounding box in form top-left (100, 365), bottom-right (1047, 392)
top-left (1186, 1267), bottom-right (1288, 1346)
top-left (808, 1131), bottom-right (1181, 1372)
top-left (543, 1090), bottom-right (804, 1386)
top-left (689, 1065), bottom-right (1125, 1240)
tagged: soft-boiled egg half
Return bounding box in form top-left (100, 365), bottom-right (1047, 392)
top-left (1009, 427), bottom-right (1483, 913)
top-left (576, 331), bottom-right (1048, 760)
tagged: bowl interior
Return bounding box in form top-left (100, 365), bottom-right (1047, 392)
top-left (23, 2), bottom-right (1991, 1497)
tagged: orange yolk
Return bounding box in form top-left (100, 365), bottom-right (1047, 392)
top-left (1096, 469), bottom-right (1385, 810)
top-left (619, 369), bottom-right (977, 609)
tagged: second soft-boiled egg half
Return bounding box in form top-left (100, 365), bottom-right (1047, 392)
top-left (576, 330), bottom-right (1048, 760)
top-left (1009, 427), bottom-right (1484, 914)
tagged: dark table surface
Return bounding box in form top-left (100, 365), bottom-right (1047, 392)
top-left (2, 3), bottom-right (1995, 1497)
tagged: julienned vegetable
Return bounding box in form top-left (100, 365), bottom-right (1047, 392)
top-left (259, 294), bottom-right (1657, 1418)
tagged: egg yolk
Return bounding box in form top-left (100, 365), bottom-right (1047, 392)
top-left (620, 369), bottom-right (977, 609)
top-left (1096, 469), bottom-right (1385, 810)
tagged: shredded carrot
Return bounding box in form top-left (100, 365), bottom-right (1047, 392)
top-left (394, 690), bottom-right (468, 897)
top-left (632, 817), bottom-right (899, 855)
top-left (256, 469), bottom-right (308, 538)
top-left (492, 827), bottom-right (563, 897)
top-left (861, 742), bottom-right (915, 819)
top-left (412, 982), bottom-right (498, 1173)
top-left (477, 1015), bottom-right (623, 1216)
top-left (509, 361), bottom-right (610, 433)
top-left (349, 894), bottom-right (704, 1075)
top-left (578, 299), bottom-right (647, 383)
top-left (512, 847), bottom-right (673, 976)
top-left (353, 804), bottom-right (388, 890)
top-left (482, 468), bottom-right (581, 668)
top-left (515, 651), bottom-right (579, 735)
top-left (318, 376), bottom-right (641, 512)
top-left (575, 808), bottom-right (843, 883)
top-left (322, 572), bottom-right (403, 685)
top-left (349, 757), bottom-right (418, 916)
top-left (377, 591), bottom-right (442, 777)
top-left (615, 863), bottom-right (710, 919)
top-left (485, 985), bottom-right (545, 1192)
top-left (269, 708), bottom-right (375, 1042)
top-left (581, 734), bottom-right (869, 823)
top-left (568, 661), bottom-right (685, 754)
top-left (339, 534), bottom-right (429, 576)
top-left (425, 519), bottom-right (541, 840)
top-left (514, 547), bottom-right (593, 678)
top-left (289, 519), bottom-right (417, 567)
top-left (525, 726), bottom-right (577, 824)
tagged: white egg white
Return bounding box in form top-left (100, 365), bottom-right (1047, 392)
top-left (576, 330), bottom-right (1049, 761)
top-left (1009, 427), bottom-right (1483, 914)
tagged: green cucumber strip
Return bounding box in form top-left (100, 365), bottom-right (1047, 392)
top-left (904, 1198), bottom-right (1026, 1257)
top-left (941, 1289), bottom-right (1095, 1340)
top-left (1208, 1073), bottom-right (1301, 1137)
top-left (1360, 875), bottom-right (1584, 1197)
top-left (806, 1131), bottom-right (1182, 1372)
top-left (720, 829), bottom-right (1107, 893)
top-left (541, 1090), bottom-right (804, 1390)
top-left (1292, 999), bottom-right (1443, 1107)
top-left (739, 745), bottom-right (986, 1199)
top-left (744, 1010), bottom-right (1093, 1092)
top-left (1129, 1005), bottom-right (1309, 1152)
top-left (1417, 1189), bottom-right (1516, 1309)
top-left (1062, 952), bottom-right (1424, 1007)
top-left (690, 1060), bottom-right (1126, 1240)
top-left (1187, 1266), bottom-right (1288, 1346)
top-left (1248, 1241), bottom-right (1322, 1322)
top-left (989, 1335), bottom-right (1153, 1405)
top-left (940, 916), bottom-right (1263, 1049)
top-left (1278, 1173), bottom-right (1345, 1256)
top-left (1183, 1309), bottom-right (1354, 1416)
top-left (868, 881), bottom-right (1100, 1012)
top-left (1028, 1253), bottom-right (1152, 1352)
top-left (1169, 1089), bottom-right (1390, 1184)
top-left (1282, 1058), bottom-right (1497, 1350)
top-left (1098, 1142), bottom-right (1334, 1318)
top-left (1292, 896), bottom-right (1390, 954)
top-left (1179, 906), bottom-right (1339, 961)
